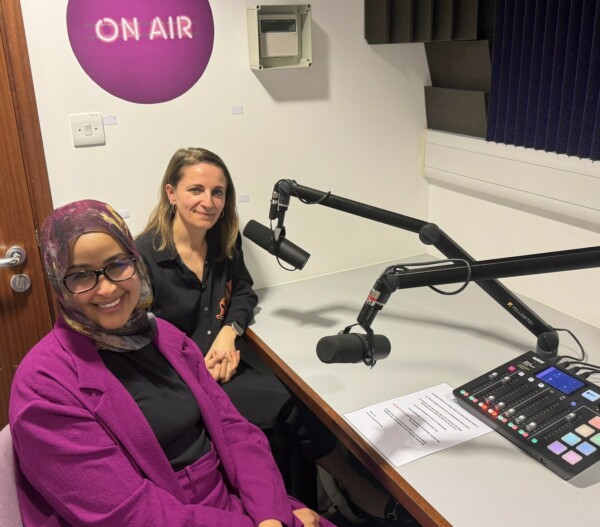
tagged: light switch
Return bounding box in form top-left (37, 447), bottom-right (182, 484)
top-left (69, 112), bottom-right (106, 147)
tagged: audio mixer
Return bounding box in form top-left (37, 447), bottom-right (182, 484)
top-left (453, 351), bottom-right (600, 480)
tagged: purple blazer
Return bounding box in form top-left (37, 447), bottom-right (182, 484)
top-left (9, 318), bottom-right (326, 527)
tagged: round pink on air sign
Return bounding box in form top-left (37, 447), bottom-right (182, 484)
top-left (67, 0), bottom-right (214, 104)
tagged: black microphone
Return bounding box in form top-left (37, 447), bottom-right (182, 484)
top-left (243, 220), bottom-right (310, 270)
top-left (316, 333), bottom-right (391, 364)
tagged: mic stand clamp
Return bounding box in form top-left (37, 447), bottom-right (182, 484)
top-left (272, 226), bottom-right (286, 252)
top-left (340, 323), bottom-right (381, 368)
top-left (361, 326), bottom-right (379, 368)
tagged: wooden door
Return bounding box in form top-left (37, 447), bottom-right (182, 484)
top-left (0, 0), bottom-right (55, 428)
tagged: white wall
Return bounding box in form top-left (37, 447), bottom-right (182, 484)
top-left (429, 186), bottom-right (600, 329)
top-left (21, 0), bottom-right (431, 289)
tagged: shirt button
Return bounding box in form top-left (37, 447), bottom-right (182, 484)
top-left (204, 307), bottom-right (209, 312)
top-left (207, 330), bottom-right (212, 335)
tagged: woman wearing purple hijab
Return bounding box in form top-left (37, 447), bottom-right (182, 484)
top-left (9, 199), bottom-right (333, 527)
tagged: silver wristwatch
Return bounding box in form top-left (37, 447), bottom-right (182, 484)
top-left (229, 321), bottom-right (244, 337)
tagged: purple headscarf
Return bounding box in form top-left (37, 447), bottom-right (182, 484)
top-left (40, 199), bottom-right (154, 352)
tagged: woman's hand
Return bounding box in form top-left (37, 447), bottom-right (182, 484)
top-left (204, 349), bottom-right (228, 382)
top-left (293, 508), bottom-right (321, 526)
top-left (206, 326), bottom-right (241, 383)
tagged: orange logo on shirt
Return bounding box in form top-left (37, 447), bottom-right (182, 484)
top-left (216, 280), bottom-right (232, 320)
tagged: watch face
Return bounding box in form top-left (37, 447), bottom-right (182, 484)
top-left (231, 322), bottom-right (243, 336)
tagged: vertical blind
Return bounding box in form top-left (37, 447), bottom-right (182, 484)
top-left (487, 0), bottom-right (600, 161)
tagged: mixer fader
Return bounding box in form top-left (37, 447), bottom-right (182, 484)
top-left (453, 351), bottom-right (600, 479)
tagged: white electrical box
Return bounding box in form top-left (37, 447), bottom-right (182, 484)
top-left (247, 4), bottom-right (312, 70)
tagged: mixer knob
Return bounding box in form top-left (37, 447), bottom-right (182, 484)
top-left (495, 402), bottom-right (506, 411)
top-left (489, 372), bottom-right (499, 380)
top-left (515, 415), bottom-right (526, 424)
top-left (565, 413), bottom-right (576, 422)
top-left (485, 395), bottom-right (496, 404)
top-left (525, 422), bottom-right (537, 431)
top-left (504, 408), bottom-right (515, 417)
top-left (501, 376), bottom-right (511, 384)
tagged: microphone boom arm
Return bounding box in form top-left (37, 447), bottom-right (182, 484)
top-left (268, 180), bottom-right (600, 347)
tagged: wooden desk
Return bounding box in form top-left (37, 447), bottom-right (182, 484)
top-left (246, 258), bottom-right (600, 527)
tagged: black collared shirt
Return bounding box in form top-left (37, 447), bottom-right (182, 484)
top-left (135, 231), bottom-right (258, 355)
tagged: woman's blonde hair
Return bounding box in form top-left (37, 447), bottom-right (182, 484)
top-left (139, 147), bottom-right (239, 260)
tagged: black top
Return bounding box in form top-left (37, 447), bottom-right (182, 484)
top-left (135, 231), bottom-right (258, 355)
top-left (99, 342), bottom-right (212, 471)
top-left (134, 230), bottom-right (337, 494)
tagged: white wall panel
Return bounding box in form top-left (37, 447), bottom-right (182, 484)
top-left (421, 130), bottom-right (600, 231)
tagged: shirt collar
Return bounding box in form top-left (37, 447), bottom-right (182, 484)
top-left (154, 242), bottom-right (178, 263)
top-left (154, 233), bottom-right (218, 263)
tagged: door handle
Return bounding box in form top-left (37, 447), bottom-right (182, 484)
top-left (0, 246), bottom-right (27, 268)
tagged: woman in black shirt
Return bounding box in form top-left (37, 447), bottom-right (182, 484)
top-left (136, 147), bottom-right (415, 526)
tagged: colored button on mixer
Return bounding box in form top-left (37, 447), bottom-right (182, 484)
top-left (590, 434), bottom-right (600, 447)
top-left (589, 416), bottom-right (600, 429)
top-left (576, 442), bottom-right (597, 456)
top-left (575, 424), bottom-right (595, 438)
top-left (547, 441), bottom-right (567, 455)
top-left (562, 432), bottom-right (581, 446)
top-left (582, 390), bottom-right (600, 402)
top-left (562, 450), bottom-right (583, 465)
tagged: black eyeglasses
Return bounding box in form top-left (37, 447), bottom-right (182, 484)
top-left (63, 256), bottom-right (137, 294)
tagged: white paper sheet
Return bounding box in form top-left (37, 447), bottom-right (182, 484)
top-left (344, 383), bottom-right (492, 467)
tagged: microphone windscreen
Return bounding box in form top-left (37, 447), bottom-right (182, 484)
top-left (243, 220), bottom-right (310, 269)
top-left (316, 333), bottom-right (391, 364)
top-left (243, 220), bottom-right (275, 254)
top-left (277, 237), bottom-right (310, 270)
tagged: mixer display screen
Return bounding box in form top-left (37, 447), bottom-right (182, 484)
top-left (536, 367), bottom-right (585, 395)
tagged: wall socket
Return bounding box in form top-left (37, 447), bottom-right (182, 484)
top-left (69, 112), bottom-right (106, 147)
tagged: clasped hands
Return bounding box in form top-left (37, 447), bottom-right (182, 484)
top-left (205, 326), bottom-right (241, 383)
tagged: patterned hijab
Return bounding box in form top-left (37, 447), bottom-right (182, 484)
top-left (40, 199), bottom-right (154, 352)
